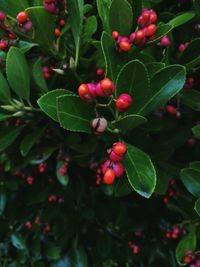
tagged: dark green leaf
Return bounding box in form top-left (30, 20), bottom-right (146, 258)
top-left (82, 16), bottom-right (97, 45)
top-left (115, 60), bottom-right (150, 113)
top-left (0, 126), bottom-right (23, 152)
top-left (195, 198), bottom-right (200, 216)
top-left (70, 245), bottom-right (88, 267)
top-left (168, 11), bottom-right (195, 28)
top-left (180, 90), bottom-right (200, 111)
top-left (37, 89), bottom-right (73, 122)
top-left (180, 168), bottom-right (200, 197)
top-left (10, 234), bottom-right (26, 250)
top-left (44, 242), bottom-right (61, 260)
top-left (176, 231), bottom-right (196, 265)
top-left (97, 0), bottom-right (112, 32)
top-left (33, 57), bottom-right (48, 92)
top-left (137, 65), bottom-right (186, 116)
top-left (68, 0), bottom-right (84, 66)
top-left (0, 114), bottom-right (12, 122)
top-left (109, 0), bottom-right (133, 36)
top-left (114, 177), bottom-right (133, 197)
top-left (111, 115), bottom-right (147, 133)
top-left (180, 38), bottom-right (200, 70)
top-left (125, 143), bottom-right (157, 198)
top-left (193, 0), bottom-right (200, 17)
top-left (0, 186), bottom-right (6, 215)
top-left (6, 47), bottom-right (30, 100)
top-left (190, 161), bottom-right (200, 172)
top-left (192, 125), bottom-right (200, 139)
top-left (57, 95), bottom-right (94, 133)
top-left (127, 0), bottom-right (142, 28)
top-left (146, 62), bottom-right (165, 79)
top-left (0, 0), bottom-right (29, 16)
top-left (0, 72), bottom-right (11, 103)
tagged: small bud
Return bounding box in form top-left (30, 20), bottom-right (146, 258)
top-left (91, 117), bottom-right (107, 135)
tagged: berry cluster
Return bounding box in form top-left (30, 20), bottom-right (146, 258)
top-left (163, 179), bottom-right (180, 205)
top-left (42, 65), bottom-right (53, 79)
top-left (59, 160), bottom-right (69, 177)
top-left (0, 11), bottom-right (16, 51)
top-left (43, 0), bottom-right (66, 14)
top-left (184, 251), bottom-right (200, 267)
top-left (128, 241), bottom-right (140, 254)
top-left (112, 8), bottom-right (157, 53)
top-left (48, 194), bottom-right (64, 204)
top-left (102, 142), bottom-right (127, 184)
top-left (16, 11), bottom-right (32, 33)
top-left (164, 225), bottom-right (186, 240)
top-left (54, 18), bottom-right (65, 37)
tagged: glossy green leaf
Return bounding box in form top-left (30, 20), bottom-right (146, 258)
top-left (37, 89), bottom-right (73, 122)
top-left (180, 168), bottom-right (200, 197)
top-left (176, 231), bottom-right (196, 265)
top-left (125, 143), bottom-right (157, 198)
top-left (192, 125), bottom-right (200, 139)
top-left (180, 38), bottom-right (200, 70)
top-left (97, 0), bottom-right (112, 32)
top-left (109, 0), bottom-right (133, 36)
top-left (0, 126), bottom-right (23, 152)
top-left (70, 245), bottom-right (88, 267)
top-left (0, 0), bottom-right (29, 16)
top-left (33, 57), bottom-right (48, 92)
top-left (180, 90), bottom-right (200, 111)
top-left (168, 11), bottom-right (195, 28)
top-left (0, 72), bottom-right (11, 103)
top-left (0, 114), bottom-right (12, 122)
top-left (127, 0), bottom-right (142, 28)
top-left (68, 0), bottom-right (84, 66)
top-left (81, 16), bottom-right (97, 46)
top-left (26, 7), bottom-right (56, 49)
top-left (56, 161), bottom-right (69, 186)
top-left (137, 65), bottom-right (186, 116)
top-left (20, 128), bottom-right (45, 156)
top-left (10, 234), bottom-right (26, 250)
top-left (57, 95), bottom-right (94, 133)
top-left (26, 146), bottom-right (57, 164)
top-left (6, 47), bottom-right (30, 100)
top-left (101, 31), bottom-right (130, 82)
top-left (44, 242), bottom-right (60, 260)
top-left (116, 60), bottom-right (150, 113)
top-left (146, 62), bottom-right (165, 79)
top-left (111, 115), bottom-right (147, 133)
top-left (114, 177), bottom-right (133, 197)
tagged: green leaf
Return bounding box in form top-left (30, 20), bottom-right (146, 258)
top-left (97, 0), bottom-right (112, 32)
top-left (180, 38), bottom-right (200, 70)
top-left (114, 177), bottom-right (133, 197)
top-left (115, 60), bottom-right (150, 113)
top-left (125, 143), bottom-right (157, 198)
top-left (57, 95), bottom-right (94, 133)
top-left (147, 24), bottom-right (173, 45)
top-left (146, 62), bottom-right (165, 79)
top-left (195, 198), bottom-right (200, 216)
top-left (82, 16), bottom-right (97, 45)
top-left (168, 11), bottom-right (195, 28)
top-left (192, 125), bottom-right (200, 139)
top-left (176, 231), bottom-right (196, 265)
top-left (0, 186), bottom-right (6, 215)
top-left (127, 0), bottom-right (142, 28)
top-left (180, 90), bottom-right (200, 111)
top-left (109, 0), bottom-right (133, 36)
top-left (56, 161), bottom-right (69, 186)
top-left (10, 234), bottom-right (26, 250)
top-left (33, 57), bottom-right (48, 92)
top-left (26, 7), bottom-right (56, 49)
top-left (6, 47), bottom-right (30, 100)
top-left (20, 128), bottom-right (45, 157)
top-left (0, 126), bottom-right (23, 152)
top-left (111, 115), bottom-right (147, 133)
top-left (70, 245), bottom-right (88, 267)
top-left (101, 31), bottom-right (130, 82)
top-left (0, 0), bottom-right (29, 16)
top-left (180, 168), bottom-right (200, 198)
top-left (0, 72), bottom-right (11, 103)
top-left (137, 65), bottom-right (186, 116)
top-left (44, 242), bottom-right (60, 260)
top-left (68, 0), bottom-right (84, 66)
top-left (37, 89), bottom-right (73, 122)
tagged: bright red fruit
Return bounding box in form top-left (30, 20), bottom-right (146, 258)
top-left (103, 169), bottom-right (116, 184)
top-left (16, 12), bottom-right (28, 24)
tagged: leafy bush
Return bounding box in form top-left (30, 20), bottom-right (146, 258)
top-left (0, 0), bottom-right (200, 266)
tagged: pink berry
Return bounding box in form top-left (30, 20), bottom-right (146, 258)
top-left (0, 11), bottom-right (6, 22)
top-left (116, 93), bottom-right (132, 112)
top-left (91, 117), bottom-right (108, 135)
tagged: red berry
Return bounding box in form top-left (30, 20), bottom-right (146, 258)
top-left (55, 28), bottom-right (61, 37)
top-left (78, 83), bottom-right (94, 101)
top-left (103, 169), bottom-right (115, 185)
top-left (145, 24), bottom-right (157, 37)
top-left (100, 78), bottom-right (115, 95)
top-left (118, 41), bottom-right (131, 52)
top-left (26, 176), bottom-right (34, 185)
top-left (116, 93), bottom-right (132, 112)
top-left (113, 142), bottom-right (127, 156)
top-left (0, 11), bottom-right (6, 22)
top-left (135, 30), bottom-right (145, 42)
top-left (112, 31), bottom-right (119, 39)
top-left (184, 256), bottom-right (192, 264)
top-left (96, 68), bottom-right (104, 76)
top-left (43, 72), bottom-right (51, 79)
top-left (25, 221), bottom-right (32, 230)
top-left (59, 19), bottom-right (65, 27)
top-left (102, 160), bottom-right (124, 177)
top-left (0, 41), bottom-right (7, 50)
top-left (149, 11), bottom-right (157, 24)
top-left (16, 12), bottom-right (28, 24)
top-left (166, 105), bottom-right (177, 115)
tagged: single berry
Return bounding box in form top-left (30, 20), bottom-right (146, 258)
top-left (78, 83), bottom-right (94, 101)
top-left (109, 142), bottom-right (127, 162)
top-left (103, 168), bottom-right (115, 184)
top-left (55, 28), bottom-right (61, 37)
top-left (96, 78), bottom-right (115, 97)
top-left (26, 176), bottom-right (34, 185)
top-left (0, 11), bottom-right (6, 22)
top-left (0, 40), bottom-right (7, 50)
top-left (16, 11), bottom-right (28, 24)
top-left (59, 19), bottom-right (65, 27)
top-left (116, 93), bottom-right (132, 112)
top-left (145, 24), bottom-right (157, 37)
top-left (25, 221), bottom-right (32, 230)
top-left (91, 117), bottom-right (108, 135)
top-left (118, 41), bottom-right (131, 52)
top-left (158, 35), bottom-right (170, 48)
top-left (166, 105), bottom-right (177, 115)
top-left (112, 31), bottom-right (119, 39)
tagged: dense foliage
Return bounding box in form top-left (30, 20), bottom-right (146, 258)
top-left (0, 0), bottom-right (200, 266)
